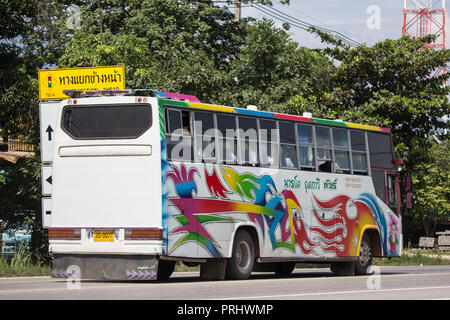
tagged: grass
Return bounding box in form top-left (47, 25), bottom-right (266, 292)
top-left (174, 261), bottom-right (200, 272)
top-left (0, 245), bottom-right (51, 277)
top-left (373, 249), bottom-right (450, 266)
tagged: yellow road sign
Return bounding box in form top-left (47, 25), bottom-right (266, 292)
top-left (38, 65), bottom-right (125, 100)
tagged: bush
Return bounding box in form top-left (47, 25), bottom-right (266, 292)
top-left (0, 244), bottom-right (50, 277)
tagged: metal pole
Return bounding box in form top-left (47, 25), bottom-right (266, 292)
top-left (234, 0), bottom-right (241, 21)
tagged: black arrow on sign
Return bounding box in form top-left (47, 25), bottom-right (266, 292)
top-left (46, 175), bottom-right (52, 185)
top-left (46, 125), bottom-right (54, 141)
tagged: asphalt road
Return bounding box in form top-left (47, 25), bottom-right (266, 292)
top-left (1, 265), bottom-right (449, 300)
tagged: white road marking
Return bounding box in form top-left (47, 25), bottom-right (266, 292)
top-left (216, 285), bottom-right (450, 300)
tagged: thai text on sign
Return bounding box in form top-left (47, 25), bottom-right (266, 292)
top-left (38, 65), bottom-right (125, 100)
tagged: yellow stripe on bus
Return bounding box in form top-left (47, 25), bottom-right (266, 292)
top-left (186, 102), bottom-right (236, 113)
top-left (345, 123), bottom-right (383, 131)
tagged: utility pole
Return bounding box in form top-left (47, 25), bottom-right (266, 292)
top-left (233, 0), bottom-right (241, 85)
top-left (234, 0), bottom-right (241, 22)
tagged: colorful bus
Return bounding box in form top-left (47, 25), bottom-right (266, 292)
top-left (45, 89), bottom-right (402, 281)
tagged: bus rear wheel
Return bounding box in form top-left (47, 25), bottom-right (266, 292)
top-left (226, 230), bottom-right (255, 280)
top-left (355, 234), bottom-right (373, 275)
top-left (157, 260), bottom-right (175, 281)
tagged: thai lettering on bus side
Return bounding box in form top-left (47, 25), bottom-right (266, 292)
top-left (304, 178), bottom-right (320, 193)
top-left (304, 178), bottom-right (339, 193)
top-left (323, 178), bottom-right (338, 190)
top-left (284, 175), bottom-right (301, 189)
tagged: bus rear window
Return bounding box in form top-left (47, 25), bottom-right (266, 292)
top-left (62, 104), bottom-right (152, 139)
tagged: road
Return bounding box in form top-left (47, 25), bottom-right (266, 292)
top-left (0, 265), bottom-right (449, 300)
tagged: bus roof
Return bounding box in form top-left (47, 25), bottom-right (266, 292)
top-left (159, 99), bottom-right (391, 133)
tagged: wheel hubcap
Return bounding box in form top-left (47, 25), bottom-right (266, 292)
top-left (236, 241), bottom-right (251, 270)
top-left (359, 241), bottom-right (371, 266)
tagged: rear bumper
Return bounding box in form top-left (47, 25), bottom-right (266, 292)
top-left (51, 254), bottom-right (158, 280)
top-left (48, 228), bottom-right (164, 255)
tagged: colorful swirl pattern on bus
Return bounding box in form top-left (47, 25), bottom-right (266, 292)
top-left (164, 163), bottom-right (397, 258)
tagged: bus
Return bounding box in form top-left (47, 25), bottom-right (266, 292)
top-left (45, 89), bottom-right (402, 281)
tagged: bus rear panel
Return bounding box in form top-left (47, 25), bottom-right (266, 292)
top-left (48, 96), bottom-right (163, 280)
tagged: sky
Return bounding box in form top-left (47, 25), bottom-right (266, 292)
top-left (232, 0), bottom-right (448, 49)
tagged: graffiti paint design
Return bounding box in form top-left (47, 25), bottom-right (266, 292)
top-left (164, 163), bottom-right (394, 259)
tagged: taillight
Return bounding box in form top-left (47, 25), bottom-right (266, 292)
top-left (135, 97), bottom-right (148, 103)
top-left (125, 229), bottom-right (162, 240)
top-left (48, 228), bottom-right (81, 240)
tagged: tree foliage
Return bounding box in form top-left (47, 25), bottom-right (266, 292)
top-left (285, 33), bottom-right (450, 169)
top-left (220, 19), bottom-right (332, 110)
top-left (284, 31), bottom-right (450, 235)
top-left (0, 0), bottom-right (296, 255)
top-left (412, 139), bottom-right (450, 236)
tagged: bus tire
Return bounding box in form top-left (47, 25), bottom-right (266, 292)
top-left (226, 230), bottom-right (255, 280)
top-left (355, 233), bottom-right (373, 275)
top-left (274, 262), bottom-right (296, 276)
top-left (157, 260), bottom-right (175, 281)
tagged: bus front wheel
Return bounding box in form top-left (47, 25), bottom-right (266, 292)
top-left (355, 234), bottom-right (373, 275)
top-left (226, 230), bottom-right (255, 280)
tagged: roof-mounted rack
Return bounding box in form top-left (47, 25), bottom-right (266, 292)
top-left (63, 89), bottom-right (200, 102)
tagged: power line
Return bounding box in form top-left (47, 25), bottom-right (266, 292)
top-left (211, 1), bottom-right (363, 47)
top-left (274, 1), bottom-right (374, 44)
top-left (255, 4), bottom-right (362, 47)
top-left (252, 4), bottom-right (362, 47)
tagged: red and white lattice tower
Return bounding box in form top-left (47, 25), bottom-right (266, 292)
top-left (403, 0), bottom-right (446, 76)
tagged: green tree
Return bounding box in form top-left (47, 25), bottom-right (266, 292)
top-left (412, 139), bottom-right (450, 236)
top-left (0, 0), bottom-right (38, 141)
top-left (0, 156), bottom-right (43, 254)
top-left (0, 0), bottom-right (296, 257)
top-left (58, 0), bottom-right (247, 101)
top-left (285, 34), bottom-right (450, 169)
top-left (220, 18), bottom-right (333, 110)
top-left (284, 32), bottom-right (450, 239)
top-left (0, 0), bottom-right (53, 257)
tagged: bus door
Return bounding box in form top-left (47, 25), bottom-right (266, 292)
top-left (371, 169), bottom-right (401, 215)
top-left (386, 171), bottom-right (401, 216)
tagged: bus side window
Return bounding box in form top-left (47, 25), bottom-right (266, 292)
top-left (194, 111), bottom-right (216, 163)
top-left (368, 132), bottom-right (395, 170)
top-left (332, 128), bottom-right (351, 174)
top-left (259, 119), bottom-right (279, 168)
top-left (315, 126), bottom-right (332, 172)
top-left (279, 121), bottom-right (297, 169)
top-left (217, 114), bottom-right (237, 164)
top-left (297, 124), bottom-right (315, 171)
top-left (165, 108), bottom-right (193, 162)
top-left (238, 116), bottom-right (259, 167)
top-left (181, 110), bottom-right (191, 135)
top-left (350, 130), bottom-right (368, 175)
top-left (371, 169), bottom-right (386, 203)
top-left (166, 109), bottom-right (181, 133)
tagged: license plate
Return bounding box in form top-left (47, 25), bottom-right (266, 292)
top-left (94, 230), bottom-right (115, 242)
